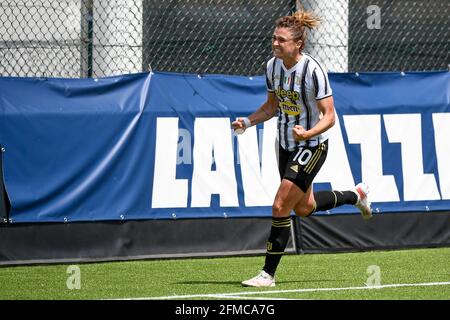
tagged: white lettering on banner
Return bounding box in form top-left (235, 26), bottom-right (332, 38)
top-left (191, 118), bottom-right (239, 207)
top-left (151, 113), bottom-right (449, 209)
top-left (343, 115), bottom-right (400, 202)
top-left (152, 118), bottom-right (188, 208)
top-left (432, 113), bottom-right (450, 200)
top-left (384, 114), bottom-right (441, 201)
top-left (237, 117), bottom-right (279, 206)
top-left (315, 114), bottom-right (355, 190)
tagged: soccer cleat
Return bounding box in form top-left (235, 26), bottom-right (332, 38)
top-left (241, 270), bottom-right (276, 287)
top-left (354, 182), bottom-right (373, 220)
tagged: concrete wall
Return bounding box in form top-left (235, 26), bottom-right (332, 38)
top-left (0, 0), bottom-right (143, 77)
top-left (301, 0), bottom-right (349, 72)
top-left (0, 0), bottom-right (82, 77)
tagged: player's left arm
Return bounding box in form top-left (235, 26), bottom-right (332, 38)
top-left (293, 96), bottom-right (336, 141)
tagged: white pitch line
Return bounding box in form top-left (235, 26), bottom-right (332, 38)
top-left (118, 281), bottom-right (450, 300)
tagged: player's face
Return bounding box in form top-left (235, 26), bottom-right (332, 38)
top-left (272, 27), bottom-right (301, 60)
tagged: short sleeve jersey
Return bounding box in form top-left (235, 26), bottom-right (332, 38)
top-left (266, 53), bottom-right (333, 151)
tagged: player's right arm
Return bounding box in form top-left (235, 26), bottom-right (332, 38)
top-left (231, 92), bottom-right (278, 131)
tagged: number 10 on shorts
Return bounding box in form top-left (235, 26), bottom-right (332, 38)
top-left (293, 147), bottom-right (313, 165)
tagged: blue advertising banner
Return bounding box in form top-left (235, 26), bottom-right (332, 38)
top-left (0, 71), bottom-right (449, 223)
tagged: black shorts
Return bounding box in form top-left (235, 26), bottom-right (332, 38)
top-left (278, 140), bottom-right (328, 193)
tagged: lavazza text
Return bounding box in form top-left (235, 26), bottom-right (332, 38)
top-left (152, 114), bottom-right (450, 209)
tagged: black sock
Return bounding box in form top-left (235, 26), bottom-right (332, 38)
top-left (311, 190), bottom-right (357, 214)
top-left (262, 217), bottom-right (291, 276)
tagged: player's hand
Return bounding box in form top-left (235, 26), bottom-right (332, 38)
top-left (231, 118), bottom-right (247, 133)
top-left (293, 125), bottom-right (309, 141)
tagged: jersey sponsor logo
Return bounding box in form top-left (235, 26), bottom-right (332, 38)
top-left (275, 88), bottom-right (302, 115)
top-left (275, 87), bottom-right (300, 101)
top-left (279, 100), bottom-right (302, 116)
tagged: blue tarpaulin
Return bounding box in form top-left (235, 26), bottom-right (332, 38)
top-left (0, 71), bottom-right (449, 223)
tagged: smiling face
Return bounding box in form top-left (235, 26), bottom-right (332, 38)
top-left (271, 27), bottom-right (302, 62)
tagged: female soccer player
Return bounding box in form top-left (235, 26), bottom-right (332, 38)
top-left (232, 9), bottom-right (372, 287)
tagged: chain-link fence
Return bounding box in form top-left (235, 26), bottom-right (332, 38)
top-left (348, 0), bottom-right (450, 72)
top-left (1, 0), bottom-right (449, 78)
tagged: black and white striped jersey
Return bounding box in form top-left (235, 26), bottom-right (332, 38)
top-left (266, 53), bottom-right (333, 151)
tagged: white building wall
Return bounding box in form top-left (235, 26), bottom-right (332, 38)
top-left (0, 0), bottom-right (143, 78)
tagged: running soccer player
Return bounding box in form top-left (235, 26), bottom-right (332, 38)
top-left (232, 9), bottom-right (373, 287)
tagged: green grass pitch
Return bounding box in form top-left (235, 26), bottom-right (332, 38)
top-left (0, 247), bottom-right (449, 300)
